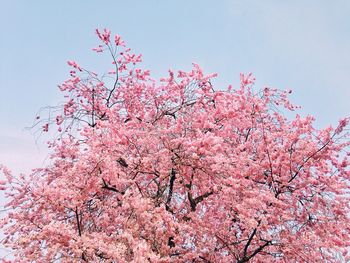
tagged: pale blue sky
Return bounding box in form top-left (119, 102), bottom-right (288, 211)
top-left (0, 0), bottom-right (350, 174)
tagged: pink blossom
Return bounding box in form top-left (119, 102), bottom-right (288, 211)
top-left (114, 34), bottom-right (125, 46)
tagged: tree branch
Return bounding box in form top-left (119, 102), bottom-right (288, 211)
top-left (243, 228), bottom-right (257, 258)
top-left (117, 157), bottom-right (128, 168)
top-left (165, 169), bottom-right (176, 211)
top-left (188, 191), bottom-right (213, 211)
top-left (101, 178), bottom-right (124, 195)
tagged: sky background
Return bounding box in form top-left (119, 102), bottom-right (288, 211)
top-left (0, 0), bottom-right (350, 258)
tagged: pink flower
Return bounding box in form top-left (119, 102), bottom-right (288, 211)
top-left (42, 123), bottom-right (49, 132)
top-left (114, 34), bottom-right (125, 46)
top-left (67, 60), bottom-right (82, 71)
top-left (56, 115), bottom-right (64, 125)
top-left (335, 117), bottom-right (349, 134)
top-left (96, 28), bottom-right (111, 44)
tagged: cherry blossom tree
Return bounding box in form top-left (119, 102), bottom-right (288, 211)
top-left (1, 29), bottom-right (350, 262)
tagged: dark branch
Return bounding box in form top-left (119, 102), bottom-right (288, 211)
top-left (168, 236), bottom-right (175, 248)
top-left (241, 241), bottom-right (271, 262)
top-left (75, 207), bottom-right (87, 261)
top-left (165, 169), bottom-right (176, 211)
top-left (101, 178), bottom-right (124, 194)
top-left (188, 191), bottom-right (213, 211)
top-left (243, 228), bottom-right (257, 258)
top-left (75, 207), bottom-right (82, 237)
top-left (106, 44), bottom-right (119, 107)
top-left (288, 134), bottom-right (335, 183)
top-left (117, 157), bottom-right (128, 168)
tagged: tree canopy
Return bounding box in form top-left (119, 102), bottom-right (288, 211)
top-left (1, 29), bottom-right (350, 262)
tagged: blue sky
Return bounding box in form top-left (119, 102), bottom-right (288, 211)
top-left (0, 0), bottom-right (350, 175)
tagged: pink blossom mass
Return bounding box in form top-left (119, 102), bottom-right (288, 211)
top-left (1, 29), bottom-right (350, 262)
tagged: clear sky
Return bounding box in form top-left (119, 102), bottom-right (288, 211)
top-left (1, 1), bottom-right (350, 173)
